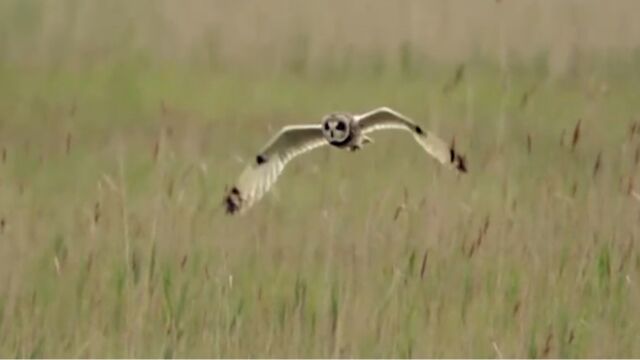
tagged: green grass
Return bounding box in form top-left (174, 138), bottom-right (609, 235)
top-left (1, 34), bottom-right (640, 357)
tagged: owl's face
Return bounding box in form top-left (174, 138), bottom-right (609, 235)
top-left (321, 113), bottom-right (351, 144)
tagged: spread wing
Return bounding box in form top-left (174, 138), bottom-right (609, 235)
top-left (355, 107), bottom-right (467, 173)
top-left (224, 124), bottom-right (328, 214)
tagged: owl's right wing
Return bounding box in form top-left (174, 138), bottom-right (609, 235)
top-left (224, 124), bottom-right (329, 214)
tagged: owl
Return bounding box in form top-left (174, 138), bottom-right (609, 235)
top-left (224, 107), bottom-right (466, 214)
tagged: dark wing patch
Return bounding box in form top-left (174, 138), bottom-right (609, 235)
top-left (256, 154), bottom-right (267, 165)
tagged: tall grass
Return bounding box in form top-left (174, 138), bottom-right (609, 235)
top-left (0, 0), bottom-right (639, 357)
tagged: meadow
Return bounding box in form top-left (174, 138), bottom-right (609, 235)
top-left (0, 0), bottom-right (639, 357)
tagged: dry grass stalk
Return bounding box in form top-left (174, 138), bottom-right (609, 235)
top-left (571, 119), bottom-right (582, 152)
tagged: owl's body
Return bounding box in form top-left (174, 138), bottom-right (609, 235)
top-left (224, 107), bottom-right (467, 215)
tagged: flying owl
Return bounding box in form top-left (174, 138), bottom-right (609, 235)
top-left (224, 107), bottom-right (467, 214)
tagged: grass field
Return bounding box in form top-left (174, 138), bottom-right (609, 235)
top-left (1, 1), bottom-right (640, 357)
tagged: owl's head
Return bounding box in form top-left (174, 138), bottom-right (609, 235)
top-left (321, 113), bottom-right (352, 144)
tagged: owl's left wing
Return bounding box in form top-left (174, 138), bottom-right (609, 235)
top-left (355, 107), bottom-right (467, 172)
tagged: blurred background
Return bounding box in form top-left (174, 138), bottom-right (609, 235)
top-left (4, 0), bottom-right (640, 71)
top-left (0, 0), bottom-right (639, 357)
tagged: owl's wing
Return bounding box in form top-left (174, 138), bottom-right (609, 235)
top-left (224, 124), bottom-right (329, 214)
top-left (355, 107), bottom-right (467, 172)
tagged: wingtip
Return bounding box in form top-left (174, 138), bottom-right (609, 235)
top-left (456, 155), bottom-right (468, 173)
top-left (223, 186), bottom-right (243, 215)
top-left (449, 148), bottom-right (468, 173)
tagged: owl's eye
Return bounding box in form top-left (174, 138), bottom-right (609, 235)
top-left (336, 121), bottom-right (346, 131)
top-left (324, 122), bottom-right (330, 130)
